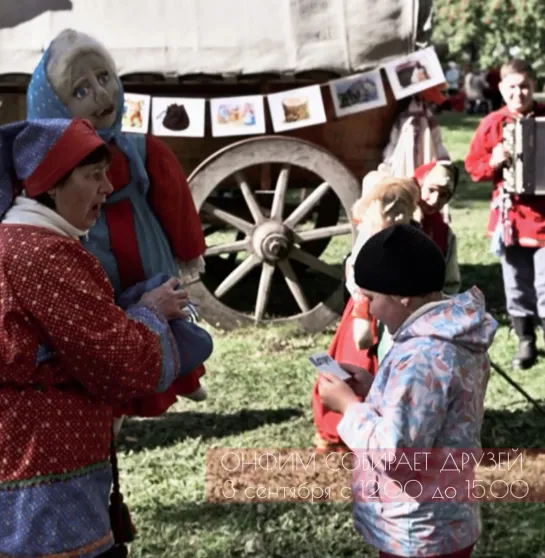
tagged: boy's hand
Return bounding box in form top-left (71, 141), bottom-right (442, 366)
top-left (318, 373), bottom-right (360, 414)
top-left (340, 363), bottom-right (375, 398)
top-left (490, 143), bottom-right (510, 169)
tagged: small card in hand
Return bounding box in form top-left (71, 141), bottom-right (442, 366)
top-left (308, 352), bottom-right (351, 381)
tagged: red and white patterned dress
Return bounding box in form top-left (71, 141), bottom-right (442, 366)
top-left (0, 223), bottom-right (179, 557)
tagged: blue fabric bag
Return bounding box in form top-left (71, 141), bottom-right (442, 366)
top-left (118, 274), bottom-right (213, 376)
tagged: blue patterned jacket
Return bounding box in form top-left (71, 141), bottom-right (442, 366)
top-left (337, 287), bottom-right (498, 556)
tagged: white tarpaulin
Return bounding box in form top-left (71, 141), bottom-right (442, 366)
top-left (0, 0), bottom-right (433, 77)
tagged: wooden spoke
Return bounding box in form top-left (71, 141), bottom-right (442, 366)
top-left (255, 262), bottom-right (275, 322)
top-left (289, 247), bottom-right (342, 280)
top-left (214, 254), bottom-right (261, 299)
top-left (201, 202), bottom-right (254, 234)
top-left (270, 164), bottom-right (291, 221)
top-left (283, 182), bottom-right (330, 229)
top-left (278, 260), bottom-right (310, 313)
top-left (235, 171), bottom-right (265, 224)
top-left (294, 223), bottom-right (352, 243)
top-left (205, 239), bottom-right (250, 257)
top-left (188, 136), bottom-right (362, 331)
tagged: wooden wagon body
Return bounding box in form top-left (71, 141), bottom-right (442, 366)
top-left (0, 0), bottom-right (434, 331)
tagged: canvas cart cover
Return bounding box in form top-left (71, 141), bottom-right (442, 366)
top-left (0, 0), bottom-right (433, 76)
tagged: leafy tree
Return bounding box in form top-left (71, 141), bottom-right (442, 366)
top-left (432, 0), bottom-right (545, 74)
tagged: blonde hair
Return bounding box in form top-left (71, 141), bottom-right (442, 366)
top-left (352, 177), bottom-right (420, 235)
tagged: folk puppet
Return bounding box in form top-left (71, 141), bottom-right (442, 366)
top-left (26, 29), bottom-right (209, 415)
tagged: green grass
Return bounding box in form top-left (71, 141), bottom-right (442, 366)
top-left (118, 113), bottom-right (545, 558)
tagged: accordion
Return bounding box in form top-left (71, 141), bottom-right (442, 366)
top-left (502, 117), bottom-right (545, 195)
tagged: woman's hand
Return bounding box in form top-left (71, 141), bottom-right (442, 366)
top-left (317, 373), bottom-right (360, 414)
top-left (139, 277), bottom-right (190, 320)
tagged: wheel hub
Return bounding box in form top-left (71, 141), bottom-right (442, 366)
top-left (252, 220), bottom-right (293, 262)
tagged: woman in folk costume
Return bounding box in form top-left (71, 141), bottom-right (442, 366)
top-left (312, 174), bottom-right (420, 452)
top-left (26, 29), bottom-right (208, 417)
top-left (380, 85), bottom-right (452, 223)
top-left (0, 117), bottom-right (186, 557)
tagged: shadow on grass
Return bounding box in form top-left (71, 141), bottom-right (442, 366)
top-left (460, 262), bottom-right (507, 324)
top-left (138, 501), bottom-right (364, 558)
top-left (482, 405), bottom-right (545, 448)
top-left (117, 408), bottom-right (304, 452)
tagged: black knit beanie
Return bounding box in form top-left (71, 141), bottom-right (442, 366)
top-left (354, 223), bottom-right (446, 296)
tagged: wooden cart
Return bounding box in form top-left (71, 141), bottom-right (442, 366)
top-left (0, 0), bottom-right (433, 332)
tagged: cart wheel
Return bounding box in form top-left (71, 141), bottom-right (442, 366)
top-left (187, 136), bottom-right (360, 332)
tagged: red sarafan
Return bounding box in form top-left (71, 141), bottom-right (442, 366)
top-left (312, 174), bottom-right (419, 453)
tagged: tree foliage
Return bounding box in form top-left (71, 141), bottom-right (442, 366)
top-left (432, 0), bottom-right (545, 73)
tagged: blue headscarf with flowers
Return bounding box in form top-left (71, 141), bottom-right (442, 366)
top-left (26, 45), bottom-right (148, 193)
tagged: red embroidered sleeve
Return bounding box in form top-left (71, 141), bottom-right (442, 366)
top-left (18, 237), bottom-right (178, 405)
top-left (464, 114), bottom-right (503, 183)
top-left (145, 136), bottom-right (206, 262)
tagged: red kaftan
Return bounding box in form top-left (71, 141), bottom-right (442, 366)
top-left (0, 225), bottom-right (179, 555)
top-left (465, 104), bottom-right (545, 247)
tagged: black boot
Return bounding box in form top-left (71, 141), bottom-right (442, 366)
top-left (511, 316), bottom-right (537, 369)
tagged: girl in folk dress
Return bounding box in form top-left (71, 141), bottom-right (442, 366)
top-left (312, 175), bottom-right (420, 452)
top-left (0, 118), bottom-right (187, 557)
top-left (414, 160), bottom-right (461, 295)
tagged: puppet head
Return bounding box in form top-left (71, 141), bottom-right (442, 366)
top-left (44, 29), bottom-right (120, 130)
top-left (352, 175), bottom-right (420, 239)
top-left (414, 161), bottom-right (458, 215)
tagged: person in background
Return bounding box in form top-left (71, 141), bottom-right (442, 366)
top-left (464, 66), bottom-right (489, 114)
top-left (414, 161), bottom-right (461, 295)
top-left (380, 84), bottom-right (452, 224)
top-left (445, 61), bottom-right (461, 97)
top-left (465, 58), bottom-right (545, 369)
top-left (0, 117), bottom-right (184, 557)
top-left (318, 224), bottom-right (497, 558)
top-left (375, 160), bottom-right (461, 362)
top-left (486, 66), bottom-right (503, 111)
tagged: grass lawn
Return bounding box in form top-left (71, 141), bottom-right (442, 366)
top-left (118, 112), bottom-right (545, 558)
